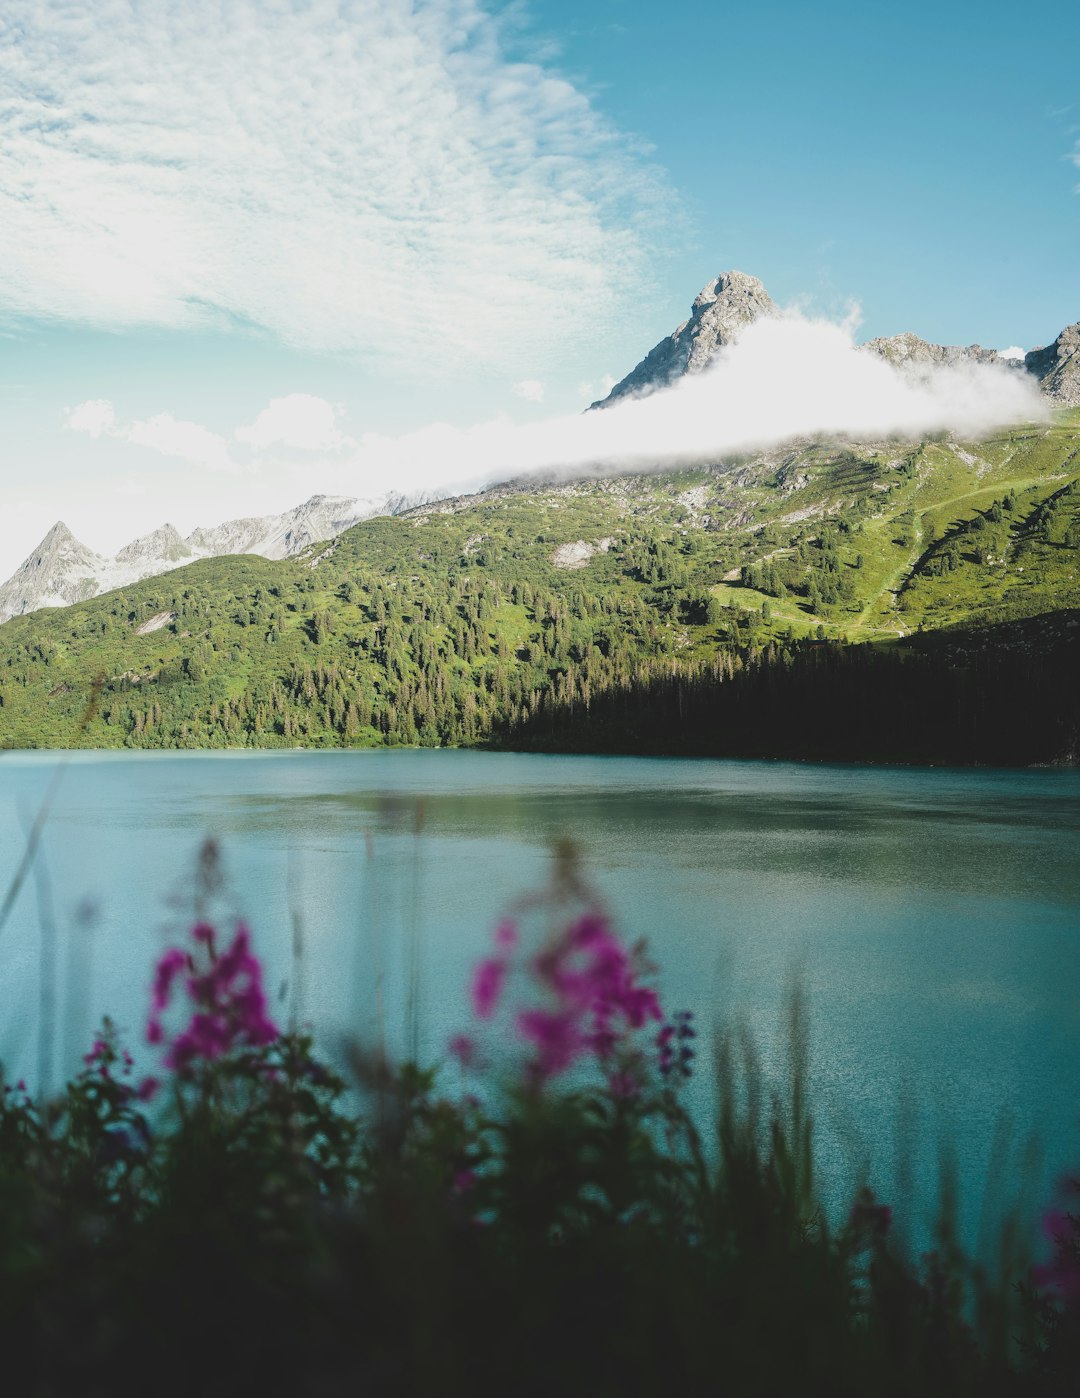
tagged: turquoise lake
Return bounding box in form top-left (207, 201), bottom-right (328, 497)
top-left (1, 749), bottom-right (1079, 1244)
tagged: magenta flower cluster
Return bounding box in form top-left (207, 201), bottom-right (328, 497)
top-left (467, 911), bottom-right (664, 1087)
top-left (147, 921), bottom-right (279, 1074)
top-left (1032, 1177), bottom-right (1080, 1302)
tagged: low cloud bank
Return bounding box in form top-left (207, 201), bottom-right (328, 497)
top-left (55, 310), bottom-right (1049, 571)
top-left (342, 312), bottom-right (1048, 501)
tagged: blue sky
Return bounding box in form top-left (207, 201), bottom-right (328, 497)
top-left (0, 0), bottom-right (1076, 576)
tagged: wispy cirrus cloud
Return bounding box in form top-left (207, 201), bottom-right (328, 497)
top-left (0, 1), bottom-right (666, 371)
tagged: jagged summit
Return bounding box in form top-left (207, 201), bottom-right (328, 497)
top-left (39, 521), bottom-right (76, 546)
top-left (861, 333), bottom-right (1005, 369)
top-left (0, 522), bottom-right (107, 620)
top-left (115, 524), bottom-right (191, 566)
top-left (590, 270), bottom-right (776, 408)
top-left (592, 268), bottom-right (1076, 413)
top-left (0, 495), bottom-right (373, 625)
top-left (1025, 323), bottom-right (1080, 407)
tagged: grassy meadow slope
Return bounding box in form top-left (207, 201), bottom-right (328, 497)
top-left (1, 413), bottom-right (1078, 759)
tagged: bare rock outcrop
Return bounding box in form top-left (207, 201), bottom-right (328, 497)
top-left (590, 270), bottom-right (776, 408)
top-left (1025, 323), bottom-right (1080, 407)
top-left (861, 333), bottom-right (1005, 370)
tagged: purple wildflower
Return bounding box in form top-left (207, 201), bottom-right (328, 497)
top-left (516, 1008), bottom-right (583, 1080)
top-left (147, 920), bottom-right (279, 1075)
top-left (472, 958), bottom-right (506, 1020)
top-left (494, 920), bottom-right (518, 952)
top-left (1032, 1202), bottom-right (1080, 1301)
top-left (449, 1033), bottom-right (478, 1068)
top-left (457, 904), bottom-right (675, 1090)
top-left (152, 949), bottom-right (188, 1013)
top-left (520, 912), bottom-right (663, 1081)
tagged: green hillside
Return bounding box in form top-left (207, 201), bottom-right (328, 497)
top-left (1, 412), bottom-right (1078, 760)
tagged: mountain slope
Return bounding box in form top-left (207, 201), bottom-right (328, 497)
top-left (0, 413), bottom-right (1077, 758)
top-left (6, 270), bottom-right (1073, 625)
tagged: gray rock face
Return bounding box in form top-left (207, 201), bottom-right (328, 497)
top-left (0, 495), bottom-right (372, 625)
top-left (186, 495), bottom-right (365, 560)
top-left (591, 270), bottom-right (776, 408)
top-left (0, 522), bottom-right (109, 622)
top-left (861, 333), bottom-right (1006, 370)
top-left (1025, 323), bottom-right (1080, 407)
top-left (115, 524), bottom-right (192, 566)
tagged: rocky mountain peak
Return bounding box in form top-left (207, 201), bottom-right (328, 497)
top-left (38, 520), bottom-right (78, 550)
top-left (31, 521), bottom-right (101, 568)
top-left (591, 269), bottom-right (776, 409)
top-left (691, 269), bottom-right (771, 313)
top-left (115, 523), bottom-right (191, 565)
top-left (1025, 323), bottom-right (1080, 407)
top-left (0, 522), bottom-right (105, 621)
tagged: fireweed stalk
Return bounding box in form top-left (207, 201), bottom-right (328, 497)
top-left (452, 908), bottom-right (695, 1097)
top-left (147, 921), bottom-right (279, 1079)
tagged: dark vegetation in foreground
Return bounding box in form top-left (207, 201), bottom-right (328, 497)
top-left (2, 855), bottom-right (1080, 1397)
top-left (1, 416), bottom-right (1079, 764)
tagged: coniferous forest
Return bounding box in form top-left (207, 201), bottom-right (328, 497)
top-left (2, 417), bottom-right (1079, 765)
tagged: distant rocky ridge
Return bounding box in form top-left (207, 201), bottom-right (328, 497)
top-left (591, 269), bottom-right (1078, 409)
top-left (860, 332), bottom-right (1005, 370)
top-left (0, 495), bottom-right (372, 624)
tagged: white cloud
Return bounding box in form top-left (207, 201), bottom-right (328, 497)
top-left (57, 312), bottom-right (1047, 568)
top-left (66, 399), bottom-right (235, 472)
top-left (0, 1), bottom-right (665, 371)
top-left (999, 346), bottom-right (1026, 361)
top-left (236, 394), bottom-right (351, 452)
top-left (512, 379), bottom-right (545, 403)
top-left (318, 312), bottom-right (1048, 499)
top-left (125, 413), bottom-right (234, 473)
top-left (65, 398), bottom-right (116, 437)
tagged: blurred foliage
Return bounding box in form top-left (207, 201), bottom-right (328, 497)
top-left (0, 889), bottom-right (1077, 1396)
